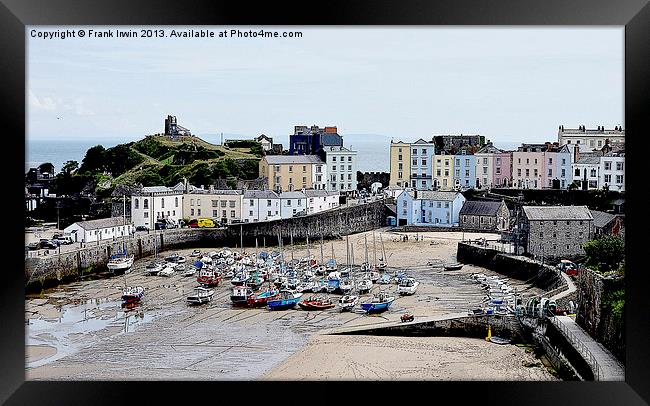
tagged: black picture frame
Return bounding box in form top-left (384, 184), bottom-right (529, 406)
top-left (2, 0), bottom-right (648, 404)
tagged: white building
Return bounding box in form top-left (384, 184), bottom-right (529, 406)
top-left (184, 189), bottom-right (244, 224)
top-left (131, 186), bottom-right (183, 229)
top-left (321, 146), bottom-right (358, 195)
top-left (312, 159), bottom-right (328, 190)
top-left (64, 217), bottom-right (134, 244)
top-left (255, 134), bottom-right (273, 151)
top-left (396, 190), bottom-right (465, 227)
top-left (242, 190), bottom-right (281, 223)
top-left (572, 156), bottom-right (601, 190)
top-left (558, 125), bottom-right (624, 153)
top-left (599, 154), bottom-right (625, 192)
top-left (304, 190), bottom-right (340, 214)
top-left (279, 191), bottom-right (308, 218)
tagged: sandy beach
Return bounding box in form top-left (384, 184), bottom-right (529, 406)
top-left (26, 229), bottom-right (553, 381)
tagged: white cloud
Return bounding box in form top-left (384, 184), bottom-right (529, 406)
top-left (28, 89), bottom-right (57, 111)
top-left (28, 90), bottom-right (95, 116)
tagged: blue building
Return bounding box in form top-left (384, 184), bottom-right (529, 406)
top-left (289, 125), bottom-right (343, 155)
top-left (453, 152), bottom-right (476, 190)
top-left (396, 190), bottom-right (466, 226)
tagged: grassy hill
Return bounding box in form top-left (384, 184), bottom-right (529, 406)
top-left (96, 135), bottom-right (262, 191)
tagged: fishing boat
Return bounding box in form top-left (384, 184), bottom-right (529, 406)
top-left (339, 279), bottom-right (354, 294)
top-left (312, 280), bottom-right (328, 293)
top-left (197, 268), bottom-right (221, 287)
top-left (325, 258), bottom-right (338, 272)
top-left (443, 262), bottom-right (463, 271)
top-left (187, 286), bottom-right (214, 305)
top-left (397, 277), bottom-right (419, 295)
top-left (267, 290), bottom-right (303, 310)
top-left (247, 287), bottom-right (280, 307)
top-left (157, 265), bottom-right (175, 277)
top-left (247, 273), bottom-right (265, 290)
top-left (315, 265), bottom-right (327, 276)
top-left (231, 272), bottom-right (250, 286)
top-left (360, 291), bottom-right (395, 313)
top-left (189, 249), bottom-right (202, 257)
top-left (366, 271), bottom-right (380, 282)
top-left (145, 261), bottom-right (165, 276)
top-left (326, 271), bottom-right (341, 292)
top-left (121, 286), bottom-right (144, 304)
top-left (174, 263), bottom-right (186, 272)
top-left (338, 294), bottom-right (359, 311)
top-left (231, 285), bottom-right (254, 306)
top-left (165, 253), bottom-right (186, 264)
top-left (339, 267), bottom-right (351, 278)
top-left (298, 295), bottom-right (335, 310)
top-left (356, 278), bottom-right (373, 294)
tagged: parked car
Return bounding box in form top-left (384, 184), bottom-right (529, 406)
top-left (135, 225), bottom-right (148, 232)
top-left (187, 219), bottom-right (199, 228)
top-left (39, 239), bottom-right (59, 249)
top-left (27, 242), bottom-right (40, 250)
top-left (154, 222), bottom-right (167, 230)
top-left (52, 235), bottom-right (74, 245)
top-left (557, 260), bottom-right (578, 276)
top-left (197, 218), bottom-right (215, 228)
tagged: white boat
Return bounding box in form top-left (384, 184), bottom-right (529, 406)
top-left (189, 249), bottom-right (202, 257)
top-left (187, 287), bottom-right (214, 305)
top-left (356, 279), bottom-right (373, 294)
top-left (365, 271), bottom-right (380, 282)
top-left (158, 265), bottom-right (175, 277)
top-left (181, 267), bottom-right (197, 277)
top-left (145, 261), bottom-right (165, 276)
top-left (174, 263), bottom-right (186, 272)
top-left (338, 294), bottom-right (359, 311)
top-left (107, 254), bottom-right (134, 273)
top-left (121, 286), bottom-right (144, 304)
top-left (443, 263), bottom-right (463, 271)
top-left (397, 277), bottom-right (419, 295)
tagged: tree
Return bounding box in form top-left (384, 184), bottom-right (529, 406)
top-left (79, 145), bottom-right (107, 174)
top-left (38, 162), bottom-right (55, 175)
top-left (583, 235), bottom-right (625, 273)
top-left (61, 160), bottom-right (79, 176)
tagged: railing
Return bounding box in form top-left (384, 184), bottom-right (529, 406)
top-left (548, 316), bottom-right (601, 380)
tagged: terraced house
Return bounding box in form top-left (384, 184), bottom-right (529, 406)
top-left (183, 189), bottom-right (243, 224)
top-left (259, 155), bottom-right (325, 193)
top-left (396, 190), bottom-right (465, 226)
top-left (389, 141), bottom-right (411, 188)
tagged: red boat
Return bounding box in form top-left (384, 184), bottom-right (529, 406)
top-left (197, 269), bottom-right (222, 287)
top-left (298, 295), bottom-right (336, 310)
top-left (246, 288), bottom-right (280, 307)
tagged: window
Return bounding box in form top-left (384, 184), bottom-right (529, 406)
top-left (221, 201), bottom-right (227, 207)
top-left (143, 199), bottom-right (148, 209)
top-left (287, 200), bottom-right (292, 206)
top-left (526, 158), bottom-right (529, 165)
top-left (231, 210), bottom-right (235, 218)
top-left (579, 231), bottom-right (584, 237)
top-left (348, 165), bottom-right (352, 171)
top-left (175, 197), bottom-right (179, 207)
top-left (422, 159), bottom-right (427, 166)
top-left (190, 199), bottom-right (194, 206)
top-left (196, 200), bottom-right (200, 206)
top-left (303, 177), bottom-right (307, 183)
top-left (212, 200), bottom-right (218, 207)
top-left (161, 199), bottom-right (165, 208)
top-left (483, 167), bottom-right (488, 174)
top-left (465, 170), bottom-right (470, 177)
top-left (213, 210), bottom-right (219, 217)
top-left (604, 174), bottom-right (611, 183)
top-left (561, 169), bottom-right (565, 177)
top-left (413, 159), bottom-right (418, 166)
top-left (274, 165), bottom-right (280, 172)
top-left (437, 202), bottom-right (441, 208)
top-left (496, 167), bottom-right (501, 175)
top-left (267, 199), bottom-right (272, 206)
top-left (548, 169), bottom-right (552, 176)
top-left (398, 171), bottom-right (403, 178)
top-left (289, 178), bottom-right (293, 184)
top-left (590, 169), bottom-right (597, 177)
top-left (340, 165), bottom-right (344, 171)
top-left (144, 212), bottom-right (148, 218)
top-left (135, 199), bottom-right (139, 209)
top-left (289, 166), bottom-right (293, 172)
top-left (191, 209), bottom-right (194, 216)
top-left (223, 210), bottom-right (227, 217)
top-left (298, 200), bottom-right (302, 206)
top-left (249, 210), bottom-right (253, 216)
top-left (496, 157), bottom-right (501, 165)
top-left (598, 140), bottom-right (602, 147)
top-left (445, 202), bottom-right (449, 208)
top-left (348, 156), bottom-right (352, 162)
top-left (534, 159), bottom-right (537, 165)
top-left (466, 159), bottom-right (470, 166)
top-left (172, 210), bottom-right (175, 216)
top-left (616, 175), bottom-right (623, 184)
top-left (548, 158), bottom-right (553, 165)
top-left (348, 174), bottom-right (352, 180)
top-left (562, 158), bottom-right (566, 165)
top-left (455, 169), bottom-right (460, 177)
top-left (413, 149), bottom-right (417, 155)
top-left (250, 199), bottom-right (254, 206)
top-left (534, 169), bottom-right (538, 177)
top-left (445, 160), bottom-right (449, 166)
top-left (526, 169), bottom-right (530, 177)
top-left (302, 165), bottom-right (306, 172)
top-left (518, 158), bottom-right (521, 164)
top-left (517, 169), bottom-right (522, 176)
top-left (340, 174), bottom-right (344, 180)
top-left (445, 170), bottom-right (449, 176)
top-left (604, 161), bottom-right (612, 170)
top-left (398, 163), bottom-right (403, 170)
top-left (590, 140), bottom-right (594, 147)
top-left (616, 162), bottom-right (623, 171)
top-left (333, 156), bottom-right (337, 162)
top-left (456, 159), bottom-right (460, 166)
top-left (575, 168), bottom-right (580, 176)
top-left (229, 200), bottom-right (235, 208)
top-left (267, 210), bottom-right (271, 216)
top-left (398, 154), bottom-right (402, 161)
top-left (437, 169), bottom-right (441, 176)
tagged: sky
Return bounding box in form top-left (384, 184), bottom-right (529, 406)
top-left (27, 26), bottom-right (624, 146)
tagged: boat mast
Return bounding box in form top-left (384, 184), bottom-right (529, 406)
top-left (306, 226), bottom-right (310, 261)
top-left (346, 234), bottom-right (350, 267)
top-left (320, 232), bottom-right (324, 266)
top-left (373, 231), bottom-right (377, 267)
top-left (364, 234), bottom-right (369, 266)
top-left (380, 233), bottom-right (387, 266)
top-left (290, 230), bottom-right (294, 261)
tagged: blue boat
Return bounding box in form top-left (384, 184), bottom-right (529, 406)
top-left (267, 290), bottom-right (303, 310)
top-left (360, 292), bottom-right (395, 313)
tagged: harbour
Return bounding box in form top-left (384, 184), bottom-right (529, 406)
top-left (26, 229), bottom-right (557, 380)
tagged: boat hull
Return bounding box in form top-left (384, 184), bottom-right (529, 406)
top-left (360, 299), bottom-right (394, 313)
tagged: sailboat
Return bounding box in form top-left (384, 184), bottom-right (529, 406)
top-left (108, 195), bottom-right (134, 275)
top-left (338, 294), bottom-right (359, 311)
top-left (360, 291), bottom-right (395, 313)
top-left (377, 233), bottom-right (387, 270)
top-left (121, 286), bottom-right (144, 305)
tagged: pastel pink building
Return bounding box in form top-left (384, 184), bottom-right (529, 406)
top-left (493, 151), bottom-right (512, 187)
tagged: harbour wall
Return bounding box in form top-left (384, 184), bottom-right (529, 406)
top-left (575, 268), bottom-right (625, 363)
top-left (24, 201), bottom-right (390, 292)
top-left (456, 242), bottom-right (566, 292)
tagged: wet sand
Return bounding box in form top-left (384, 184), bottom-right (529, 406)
top-left (26, 229), bottom-right (552, 380)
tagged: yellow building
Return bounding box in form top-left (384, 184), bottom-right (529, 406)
top-left (259, 155), bottom-right (325, 193)
top-left (389, 141), bottom-right (411, 187)
top-left (432, 153), bottom-right (455, 190)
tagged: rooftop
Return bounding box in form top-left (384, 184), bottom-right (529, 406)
top-left (459, 200), bottom-right (504, 216)
top-left (523, 205), bottom-right (593, 221)
top-left (590, 210), bottom-right (617, 229)
top-left (264, 155), bottom-right (324, 164)
top-left (279, 191), bottom-right (307, 199)
top-left (416, 190), bottom-right (463, 201)
top-left (576, 156), bottom-right (601, 165)
top-left (243, 190), bottom-right (279, 199)
top-left (70, 217), bottom-right (130, 231)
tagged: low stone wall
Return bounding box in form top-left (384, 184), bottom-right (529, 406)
top-left (456, 242), bottom-right (566, 292)
top-left (389, 225), bottom-right (462, 233)
top-left (575, 268), bottom-right (625, 363)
